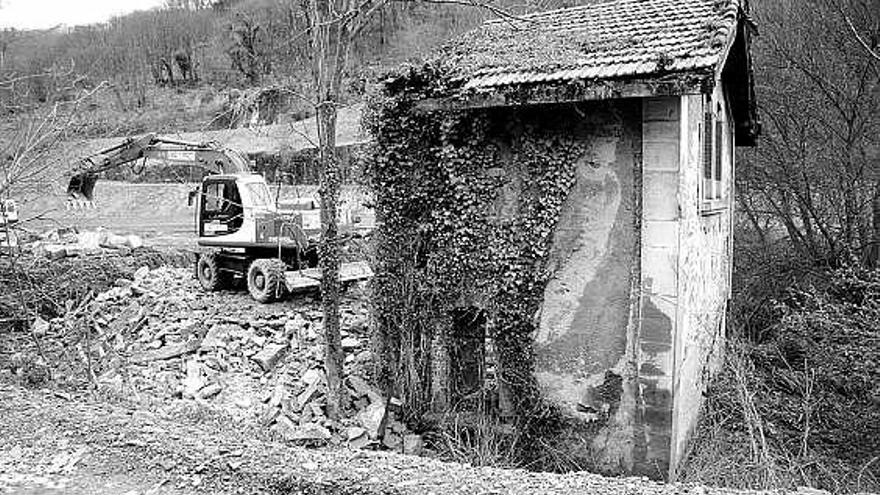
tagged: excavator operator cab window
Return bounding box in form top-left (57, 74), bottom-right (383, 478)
top-left (200, 179), bottom-right (244, 236)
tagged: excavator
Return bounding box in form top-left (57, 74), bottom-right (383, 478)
top-left (66, 133), bottom-right (372, 303)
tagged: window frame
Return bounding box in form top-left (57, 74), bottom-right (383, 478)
top-left (700, 96), bottom-right (730, 215)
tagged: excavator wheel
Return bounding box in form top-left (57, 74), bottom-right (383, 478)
top-left (247, 258), bottom-right (287, 303)
top-left (196, 252), bottom-right (230, 291)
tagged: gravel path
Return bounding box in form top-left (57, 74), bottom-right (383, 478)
top-left (0, 383), bottom-right (786, 495)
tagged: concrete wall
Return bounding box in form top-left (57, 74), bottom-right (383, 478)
top-left (669, 89), bottom-right (734, 478)
top-left (530, 94), bottom-right (733, 478)
top-left (636, 92), bottom-right (734, 479)
top-left (475, 94), bottom-right (732, 479)
top-left (638, 97), bottom-right (682, 476)
top-left (529, 100), bottom-right (644, 475)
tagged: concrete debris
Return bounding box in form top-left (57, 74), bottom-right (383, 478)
top-left (40, 265), bottom-right (419, 457)
top-left (30, 317), bottom-right (50, 337)
top-left (183, 359), bottom-right (204, 399)
top-left (252, 343), bottom-right (288, 372)
top-left (198, 383), bottom-right (223, 399)
top-left (300, 368), bottom-right (324, 387)
top-left (24, 227), bottom-right (146, 261)
top-left (297, 382), bottom-right (321, 410)
top-left (132, 338), bottom-right (200, 364)
top-left (403, 434), bottom-right (424, 456)
top-left (345, 375), bottom-right (380, 402)
top-left (346, 426), bottom-right (367, 441)
top-left (382, 432), bottom-right (403, 451)
top-left (357, 401), bottom-right (387, 440)
top-left (341, 337), bottom-right (360, 350)
top-left (289, 423), bottom-right (332, 443)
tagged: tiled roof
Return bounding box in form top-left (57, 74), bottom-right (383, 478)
top-left (439, 0), bottom-right (743, 90)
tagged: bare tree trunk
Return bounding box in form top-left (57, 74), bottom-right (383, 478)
top-left (317, 100), bottom-right (345, 419)
top-left (871, 180), bottom-right (880, 266)
top-left (308, 0), bottom-right (353, 420)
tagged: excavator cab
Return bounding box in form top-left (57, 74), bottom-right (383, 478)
top-left (199, 177), bottom-right (245, 237)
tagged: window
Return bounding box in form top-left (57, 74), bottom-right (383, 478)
top-left (204, 182), bottom-right (226, 213)
top-left (201, 180), bottom-right (244, 235)
top-left (701, 100), bottom-right (727, 212)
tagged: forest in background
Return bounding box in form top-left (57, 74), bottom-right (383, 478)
top-left (0, 0), bottom-right (589, 125)
top-left (0, 0), bottom-right (878, 492)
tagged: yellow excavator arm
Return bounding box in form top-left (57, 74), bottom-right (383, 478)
top-left (67, 133), bottom-right (252, 202)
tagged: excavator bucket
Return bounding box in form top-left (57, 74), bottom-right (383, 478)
top-left (67, 173), bottom-right (97, 202)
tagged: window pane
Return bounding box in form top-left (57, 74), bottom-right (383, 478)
top-left (205, 183), bottom-right (225, 211)
top-left (715, 121), bottom-right (723, 182)
top-left (703, 112), bottom-right (713, 181)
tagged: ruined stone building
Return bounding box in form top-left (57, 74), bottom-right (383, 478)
top-left (368, 0), bottom-right (758, 481)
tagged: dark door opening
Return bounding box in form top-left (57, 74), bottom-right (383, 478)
top-left (450, 308), bottom-right (486, 404)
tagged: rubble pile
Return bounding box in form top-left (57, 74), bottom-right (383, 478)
top-left (20, 227), bottom-right (145, 260)
top-left (32, 265), bottom-right (420, 454)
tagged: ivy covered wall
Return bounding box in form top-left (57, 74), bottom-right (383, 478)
top-left (363, 66), bottom-right (682, 473)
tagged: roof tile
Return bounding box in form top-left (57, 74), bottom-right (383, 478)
top-left (441, 0), bottom-right (743, 89)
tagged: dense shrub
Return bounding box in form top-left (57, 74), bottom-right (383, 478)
top-left (682, 262), bottom-right (880, 493)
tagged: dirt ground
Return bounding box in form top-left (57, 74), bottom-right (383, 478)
top-left (0, 259), bottom-right (817, 495)
top-left (1, 381), bottom-right (779, 495)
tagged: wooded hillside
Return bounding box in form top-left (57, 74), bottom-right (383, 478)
top-left (0, 0), bottom-right (594, 117)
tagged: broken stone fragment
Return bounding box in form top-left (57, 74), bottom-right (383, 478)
top-left (296, 381), bottom-right (321, 410)
top-left (134, 266), bottom-right (150, 281)
top-left (202, 356), bottom-right (228, 372)
top-left (250, 335), bottom-right (267, 348)
top-left (198, 383), bottom-right (222, 399)
top-left (382, 432), bottom-right (403, 451)
top-left (348, 432), bottom-right (371, 450)
top-left (300, 368), bottom-right (324, 386)
top-left (200, 324), bottom-right (233, 352)
top-left (346, 426), bottom-right (366, 441)
top-left (356, 401), bottom-right (387, 440)
top-left (345, 375), bottom-right (374, 399)
top-left (44, 245), bottom-right (67, 260)
top-left (286, 423), bottom-right (331, 443)
top-left (260, 405), bottom-right (281, 427)
top-left (132, 338), bottom-right (200, 364)
top-left (268, 380), bottom-right (287, 409)
top-left (403, 434), bottom-right (424, 455)
top-left (183, 359), bottom-right (204, 399)
top-left (273, 413), bottom-right (297, 435)
top-left (340, 337), bottom-right (360, 350)
top-left (31, 317), bottom-right (49, 337)
top-left (251, 343), bottom-right (288, 372)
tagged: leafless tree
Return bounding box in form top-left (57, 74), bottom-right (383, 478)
top-left (298, 0), bottom-right (519, 418)
top-left (738, 0), bottom-right (879, 265)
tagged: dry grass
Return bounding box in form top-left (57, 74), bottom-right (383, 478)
top-left (679, 344), bottom-right (880, 494)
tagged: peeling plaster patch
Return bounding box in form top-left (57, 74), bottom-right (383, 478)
top-left (641, 297), bottom-right (673, 344)
top-left (537, 138), bottom-right (621, 346)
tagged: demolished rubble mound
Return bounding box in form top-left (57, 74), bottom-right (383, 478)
top-left (17, 226), bottom-right (146, 260)
top-left (25, 264), bottom-right (419, 453)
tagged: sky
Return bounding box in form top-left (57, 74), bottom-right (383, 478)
top-left (0, 0), bottom-right (165, 30)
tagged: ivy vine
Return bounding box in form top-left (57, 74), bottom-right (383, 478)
top-left (364, 65), bottom-right (588, 422)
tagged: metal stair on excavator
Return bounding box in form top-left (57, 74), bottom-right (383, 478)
top-left (284, 260), bottom-right (373, 293)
